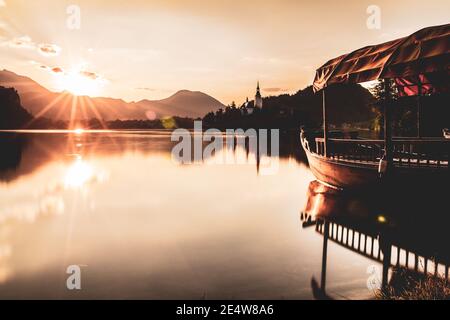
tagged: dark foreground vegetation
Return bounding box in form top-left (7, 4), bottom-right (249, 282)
top-left (376, 267), bottom-right (450, 300)
top-left (0, 87), bottom-right (33, 129)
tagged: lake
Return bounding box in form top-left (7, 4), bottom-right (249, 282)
top-left (1, 130), bottom-right (439, 299)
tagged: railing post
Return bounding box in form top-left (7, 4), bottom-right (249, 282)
top-left (321, 221), bottom-right (330, 292)
top-left (381, 241), bottom-right (392, 289)
top-left (322, 89), bottom-right (328, 157)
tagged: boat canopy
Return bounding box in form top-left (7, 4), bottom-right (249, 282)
top-left (313, 24), bottom-right (450, 95)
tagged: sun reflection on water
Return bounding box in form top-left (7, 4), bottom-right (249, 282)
top-left (64, 158), bottom-right (95, 189)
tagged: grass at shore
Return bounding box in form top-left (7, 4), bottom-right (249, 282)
top-left (376, 267), bottom-right (450, 300)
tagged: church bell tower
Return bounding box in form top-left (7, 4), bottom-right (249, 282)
top-left (254, 81), bottom-right (263, 109)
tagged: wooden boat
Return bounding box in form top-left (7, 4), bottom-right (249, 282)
top-left (302, 24), bottom-right (449, 189)
top-left (300, 131), bottom-right (448, 189)
top-left (301, 133), bottom-right (379, 189)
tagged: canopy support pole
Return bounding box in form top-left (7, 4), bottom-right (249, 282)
top-left (384, 80), bottom-right (393, 171)
top-left (322, 89), bottom-right (328, 157)
top-left (417, 76), bottom-right (422, 138)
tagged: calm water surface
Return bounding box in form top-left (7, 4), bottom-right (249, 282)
top-left (0, 131), bottom-right (377, 299)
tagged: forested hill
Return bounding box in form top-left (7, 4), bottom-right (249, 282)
top-left (203, 83), bottom-right (376, 129)
top-left (264, 84), bottom-right (375, 126)
top-left (0, 86), bottom-right (32, 129)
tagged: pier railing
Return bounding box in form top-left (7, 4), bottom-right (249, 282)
top-left (314, 137), bottom-right (449, 168)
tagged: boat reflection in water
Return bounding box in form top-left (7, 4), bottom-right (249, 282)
top-left (301, 180), bottom-right (449, 299)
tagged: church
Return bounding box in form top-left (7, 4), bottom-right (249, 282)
top-left (243, 81), bottom-right (263, 115)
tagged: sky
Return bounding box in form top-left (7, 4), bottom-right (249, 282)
top-left (0, 0), bottom-right (449, 104)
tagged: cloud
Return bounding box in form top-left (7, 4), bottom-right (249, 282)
top-left (242, 56), bottom-right (293, 66)
top-left (37, 62), bottom-right (107, 87)
top-left (136, 87), bottom-right (156, 91)
top-left (2, 35), bottom-right (62, 57)
top-left (38, 43), bottom-right (61, 56)
top-left (78, 69), bottom-right (109, 86)
top-left (51, 67), bottom-right (64, 73)
top-left (377, 28), bottom-right (415, 41)
top-left (263, 87), bottom-right (289, 93)
top-left (38, 64), bottom-right (65, 75)
top-left (6, 36), bottom-right (35, 49)
top-left (79, 70), bottom-right (99, 80)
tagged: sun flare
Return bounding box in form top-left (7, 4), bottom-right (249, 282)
top-left (54, 66), bottom-right (105, 96)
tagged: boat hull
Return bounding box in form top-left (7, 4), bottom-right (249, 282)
top-left (304, 150), bottom-right (380, 189)
top-left (301, 133), bottom-right (448, 190)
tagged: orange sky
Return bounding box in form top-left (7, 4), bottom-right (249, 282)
top-left (0, 0), bottom-right (449, 104)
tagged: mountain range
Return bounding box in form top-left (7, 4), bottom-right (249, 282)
top-left (0, 70), bottom-right (225, 120)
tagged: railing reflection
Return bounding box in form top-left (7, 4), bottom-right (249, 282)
top-left (301, 180), bottom-right (450, 299)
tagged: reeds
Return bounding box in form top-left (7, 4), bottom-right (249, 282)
top-left (375, 266), bottom-right (450, 300)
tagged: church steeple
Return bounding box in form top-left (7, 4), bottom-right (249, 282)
top-left (254, 81), bottom-right (262, 109)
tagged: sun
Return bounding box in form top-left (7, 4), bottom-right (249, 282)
top-left (54, 66), bottom-right (104, 96)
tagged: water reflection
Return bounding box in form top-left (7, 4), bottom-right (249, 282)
top-left (64, 157), bottom-right (108, 189)
top-left (302, 180), bottom-right (450, 299)
top-left (2, 130), bottom-right (445, 299)
top-left (0, 130), bottom-right (305, 183)
top-left (0, 130), bottom-right (319, 299)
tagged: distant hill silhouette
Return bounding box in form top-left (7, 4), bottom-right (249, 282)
top-left (137, 90), bottom-right (225, 119)
top-left (0, 86), bottom-right (32, 129)
top-left (0, 70), bottom-right (225, 120)
top-left (0, 70), bottom-right (377, 130)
